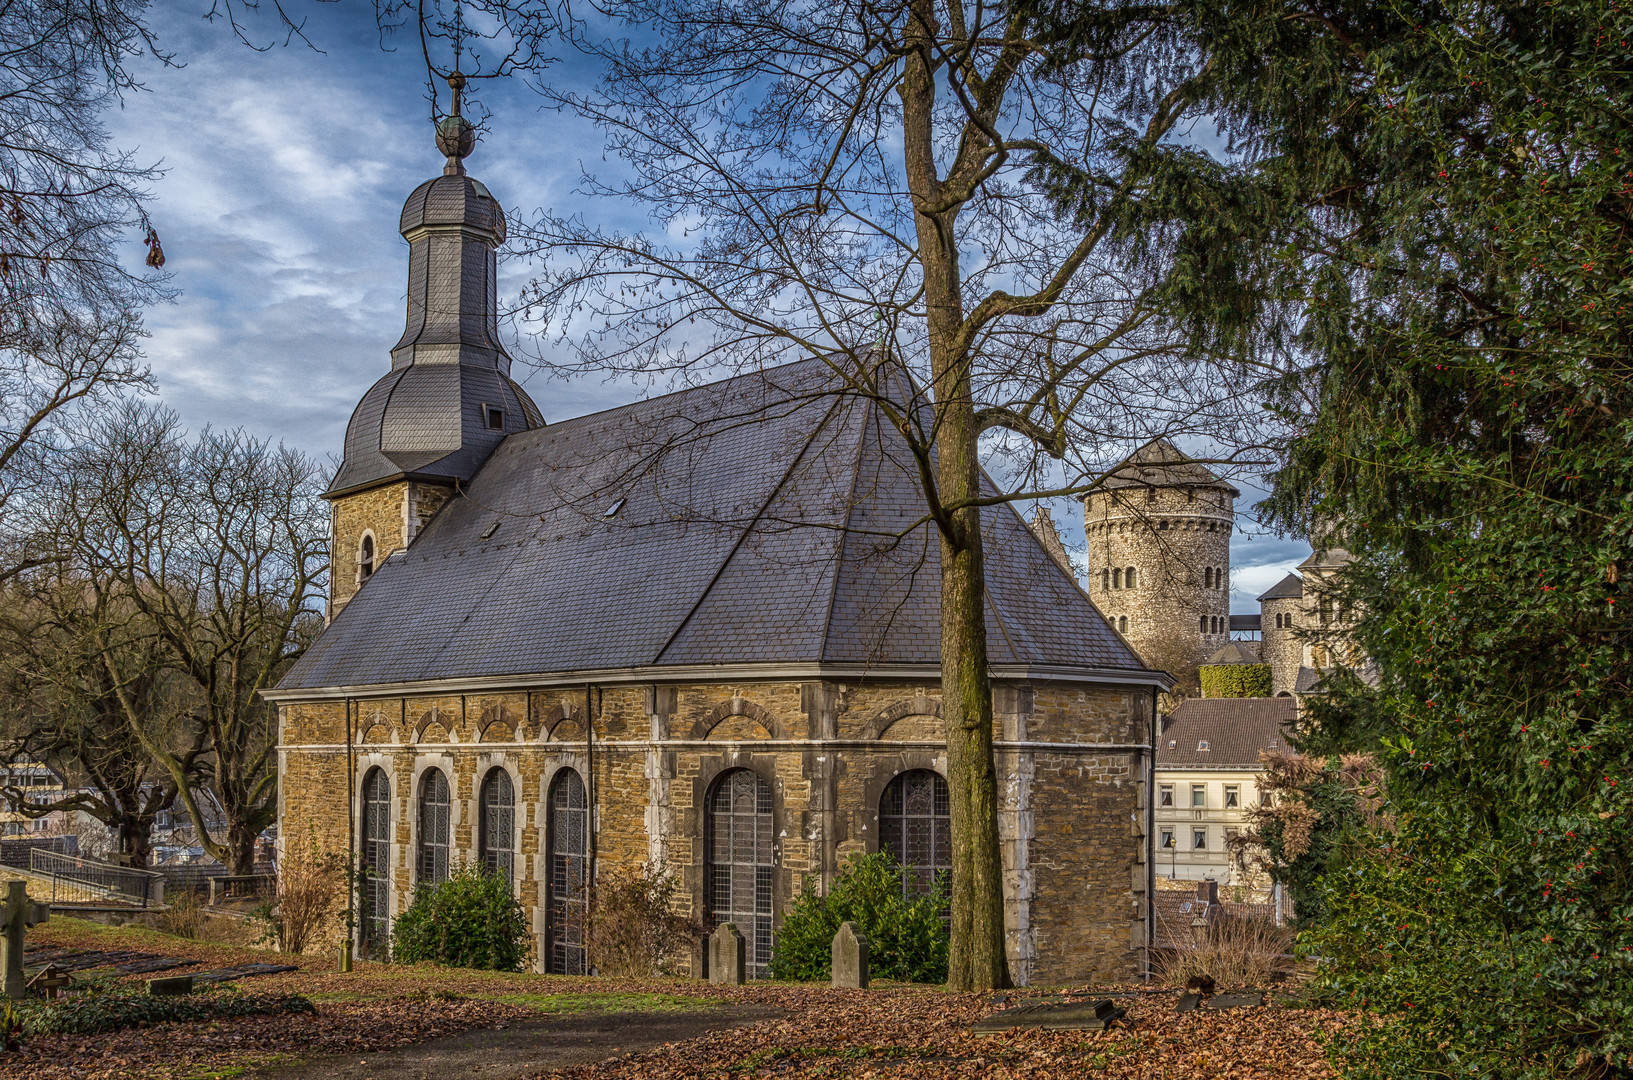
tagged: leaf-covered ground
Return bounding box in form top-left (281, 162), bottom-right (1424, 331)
top-left (0, 919), bottom-right (1349, 1079)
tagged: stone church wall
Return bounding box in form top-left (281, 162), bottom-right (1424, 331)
top-left (276, 677), bottom-right (1151, 986)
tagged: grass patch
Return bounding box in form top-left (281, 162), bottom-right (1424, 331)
top-left (495, 992), bottom-right (718, 1014)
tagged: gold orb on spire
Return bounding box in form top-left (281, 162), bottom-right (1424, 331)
top-left (435, 72), bottom-right (475, 170)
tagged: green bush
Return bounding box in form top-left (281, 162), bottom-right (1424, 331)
top-left (390, 862), bottom-right (530, 970)
top-left (20, 991), bottom-right (314, 1036)
top-left (1199, 663), bottom-right (1271, 698)
top-left (769, 851), bottom-right (948, 984)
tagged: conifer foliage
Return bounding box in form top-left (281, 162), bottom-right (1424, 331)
top-left (1257, 0), bottom-right (1633, 1075)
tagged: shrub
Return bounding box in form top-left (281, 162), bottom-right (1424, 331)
top-left (1153, 912), bottom-right (1294, 989)
top-left (20, 991), bottom-right (315, 1036)
top-left (1198, 664), bottom-right (1272, 698)
top-left (390, 862), bottom-right (530, 971)
top-left (769, 851), bottom-right (948, 984)
top-left (152, 889), bottom-right (206, 939)
top-left (590, 862), bottom-right (703, 977)
top-left (255, 833), bottom-right (344, 954)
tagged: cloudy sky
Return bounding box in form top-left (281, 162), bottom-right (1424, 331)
top-left (103, 2), bottom-right (1307, 612)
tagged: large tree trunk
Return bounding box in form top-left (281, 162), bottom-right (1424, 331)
top-left (902, 0), bottom-right (1010, 989)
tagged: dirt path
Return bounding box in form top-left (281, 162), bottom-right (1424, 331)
top-left (246, 1006), bottom-right (784, 1080)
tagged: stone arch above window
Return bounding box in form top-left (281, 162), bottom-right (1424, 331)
top-left (478, 705), bottom-right (517, 743)
top-left (413, 708), bottom-right (450, 744)
top-left (536, 702), bottom-right (587, 741)
top-left (682, 696), bottom-right (783, 741)
top-left (478, 766), bottom-right (515, 882)
top-left (858, 696), bottom-right (944, 741)
top-left (879, 770), bottom-right (951, 897)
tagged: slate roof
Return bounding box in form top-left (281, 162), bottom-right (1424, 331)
top-left (1256, 572), bottom-right (1304, 602)
top-left (278, 358), bottom-right (1154, 693)
top-left (1100, 438), bottom-right (1240, 497)
top-left (1202, 641), bottom-right (1260, 666)
top-left (1155, 697), bottom-right (1295, 768)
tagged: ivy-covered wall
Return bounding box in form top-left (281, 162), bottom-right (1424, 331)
top-left (1199, 664), bottom-right (1272, 698)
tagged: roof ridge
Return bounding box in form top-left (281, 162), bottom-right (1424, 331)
top-left (651, 391), bottom-right (848, 665)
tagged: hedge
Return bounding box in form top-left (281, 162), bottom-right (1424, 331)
top-left (1199, 664), bottom-right (1271, 698)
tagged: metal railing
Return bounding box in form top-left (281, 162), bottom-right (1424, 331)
top-left (208, 873), bottom-right (275, 906)
top-left (29, 849), bottom-right (162, 908)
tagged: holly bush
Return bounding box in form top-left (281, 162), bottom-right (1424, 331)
top-left (1199, 664), bottom-right (1271, 698)
top-left (768, 851), bottom-right (948, 984)
top-left (390, 862), bottom-right (530, 971)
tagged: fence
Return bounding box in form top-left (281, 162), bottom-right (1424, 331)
top-left (208, 874), bottom-right (276, 906)
top-left (160, 861), bottom-right (276, 900)
top-left (29, 849), bottom-right (163, 908)
top-left (0, 835), bottom-right (78, 870)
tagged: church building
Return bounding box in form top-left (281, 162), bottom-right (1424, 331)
top-left (268, 99), bottom-right (1169, 985)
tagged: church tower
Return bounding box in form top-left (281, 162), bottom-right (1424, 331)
top-left (1083, 439), bottom-right (1237, 689)
top-left (326, 76), bottom-right (542, 616)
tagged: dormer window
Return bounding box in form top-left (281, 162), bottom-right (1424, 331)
top-left (358, 532), bottom-right (376, 581)
top-left (485, 405), bottom-right (505, 431)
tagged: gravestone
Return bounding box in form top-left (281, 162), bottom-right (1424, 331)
top-left (708, 922), bottom-right (745, 986)
top-left (1175, 992), bottom-right (1202, 1013)
top-left (972, 998), bottom-right (1125, 1034)
top-left (25, 963), bottom-right (71, 1000)
top-left (1204, 991), bottom-right (1264, 1010)
top-left (147, 975), bottom-right (195, 997)
top-left (1, 881), bottom-right (48, 1000)
top-left (831, 922), bottom-right (869, 989)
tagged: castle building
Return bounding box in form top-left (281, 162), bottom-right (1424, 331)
top-left (1083, 441), bottom-right (1237, 690)
top-left (268, 102), bottom-right (1170, 985)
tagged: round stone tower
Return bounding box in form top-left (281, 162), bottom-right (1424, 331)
top-left (1083, 439), bottom-right (1237, 689)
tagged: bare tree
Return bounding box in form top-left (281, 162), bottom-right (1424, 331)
top-left (518, 0), bottom-right (1275, 987)
top-left (50, 402), bottom-right (327, 874)
top-left (0, 569), bottom-right (197, 866)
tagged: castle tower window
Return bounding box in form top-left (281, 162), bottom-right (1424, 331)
top-left (479, 767), bottom-right (515, 883)
top-left (1113, 568), bottom-right (1122, 589)
top-left (880, 770), bottom-right (951, 898)
top-left (1125, 566), bottom-right (1137, 588)
top-left (1204, 567), bottom-right (1213, 588)
top-left (1199, 616), bottom-right (1207, 633)
top-left (546, 768), bottom-right (588, 975)
top-left (1118, 615), bottom-right (1128, 633)
top-left (1101, 569), bottom-right (1110, 592)
top-left (358, 533), bottom-right (376, 581)
top-left (361, 767), bottom-right (391, 952)
top-left (706, 769), bottom-right (774, 979)
top-left (485, 405), bottom-right (505, 430)
top-left (416, 768), bottom-right (451, 885)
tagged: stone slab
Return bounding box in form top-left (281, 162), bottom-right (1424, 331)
top-left (147, 975), bottom-right (194, 996)
top-left (973, 998), bottom-right (1125, 1034)
top-left (1203, 992), bottom-right (1264, 1010)
top-left (23, 946), bottom-right (188, 975)
top-left (1175, 993), bottom-right (1201, 1013)
top-left (192, 963), bottom-right (299, 984)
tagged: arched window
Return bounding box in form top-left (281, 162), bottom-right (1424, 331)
top-left (416, 768), bottom-right (450, 885)
top-left (706, 769), bottom-right (774, 979)
top-left (479, 768), bottom-right (515, 883)
top-left (1101, 568), bottom-right (1110, 592)
top-left (1112, 568), bottom-right (1122, 589)
top-left (1199, 615), bottom-right (1208, 633)
top-left (879, 771), bottom-right (951, 897)
top-left (1204, 567), bottom-right (1213, 588)
top-left (546, 769), bottom-right (588, 975)
top-left (1118, 615), bottom-right (1128, 632)
top-left (1213, 616), bottom-right (1221, 634)
top-left (358, 532), bottom-right (376, 581)
top-left (1125, 566), bottom-right (1137, 588)
top-left (361, 768), bottom-right (390, 952)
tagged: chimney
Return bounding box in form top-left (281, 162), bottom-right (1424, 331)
top-left (1196, 879), bottom-right (1219, 905)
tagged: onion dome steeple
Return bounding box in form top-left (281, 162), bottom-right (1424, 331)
top-left (327, 74), bottom-right (542, 498)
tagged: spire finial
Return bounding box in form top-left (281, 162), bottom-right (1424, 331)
top-left (436, 71), bottom-right (475, 176)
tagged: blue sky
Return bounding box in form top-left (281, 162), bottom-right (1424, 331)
top-left (103, 3), bottom-right (1307, 612)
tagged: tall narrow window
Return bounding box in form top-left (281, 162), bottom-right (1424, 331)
top-left (1113, 568), bottom-right (1123, 589)
top-left (546, 769), bottom-right (588, 975)
top-left (1101, 569), bottom-right (1110, 592)
top-left (479, 768), bottom-right (515, 883)
top-left (359, 533), bottom-right (376, 580)
top-left (1204, 566), bottom-right (1213, 588)
top-left (706, 769), bottom-right (774, 979)
top-left (1200, 615), bottom-right (1207, 633)
top-left (879, 770), bottom-right (951, 898)
top-left (1118, 615), bottom-right (1128, 633)
top-left (1125, 566), bottom-right (1137, 588)
top-left (416, 768), bottom-right (450, 885)
top-left (361, 768), bottom-right (390, 953)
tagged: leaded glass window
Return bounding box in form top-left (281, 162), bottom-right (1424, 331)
top-left (705, 769), bottom-right (774, 980)
top-left (416, 768), bottom-right (450, 885)
top-left (361, 768), bottom-right (390, 953)
top-left (479, 768), bottom-right (515, 882)
top-left (879, 770), bottom-right (951, 897)
top-left (547, 769), bottom-right (588, 975)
